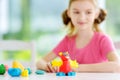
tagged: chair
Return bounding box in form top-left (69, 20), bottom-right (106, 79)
top-left (0, 40), bottom-right (36, 71)
top-left (114, 41), bottom-right (120, 56)
top-left (114, 41), bottom-right (120, 49)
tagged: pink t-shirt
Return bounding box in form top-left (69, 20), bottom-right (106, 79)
top-left (52, 32), bottom-right (116, 64)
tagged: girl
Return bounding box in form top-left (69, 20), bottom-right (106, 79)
top-left (36, 0), bottom-right (120, 73)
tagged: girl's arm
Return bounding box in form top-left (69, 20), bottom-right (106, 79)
top-left (75, 51), bottom-right (120, 73)
top-left (36, 52), bottom-right (57, 71)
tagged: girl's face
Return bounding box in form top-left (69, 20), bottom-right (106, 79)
top-left (68, 0), bottom-right (98, 31)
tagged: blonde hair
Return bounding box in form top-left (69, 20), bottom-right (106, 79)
top-left (62, 0), bottom-right (107, 36)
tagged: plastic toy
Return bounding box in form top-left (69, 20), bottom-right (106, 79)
top-left (0, 64), bottom-right (6, 75)
top-left (8, 68), bottom-right (21, 77)
top-left (21, 69), bottom-right (29, 77)
top-left (35, 70), bottom-right (45, 75)
top-left (12, 61), bottom-right (24, 72)
top-left (26, 68), bottom-right (32, 74)
top-left (51, 59), bottom-right (62, 67)
top-left (8, 61), bottom-right (31, 77)
top-left (51, 52), bottom-right (78, 76)
top-left (4, 64), bottom-right (9, 71)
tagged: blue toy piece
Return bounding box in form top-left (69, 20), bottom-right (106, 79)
top-left (67, 72), bottom-right (76, 76)
top-left (8, 68), bottom-right (21, 77)
top-left (56, 72), bottom-right (65, 76)
top-left (56, 72), bottom-right (76, 76)
top-left (35, 70), bottom-right (45, 75)
top-left (26, 68), bottom-right (32, 74)
top-left (0, 64), bottom-right (6, 75)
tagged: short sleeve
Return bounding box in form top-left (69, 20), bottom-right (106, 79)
top-left (52, 36), bottom-right (68, 56)
top-left (100, 35), bottom-right (116, 57)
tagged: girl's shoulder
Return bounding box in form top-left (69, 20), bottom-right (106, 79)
top-left (65, 35), bottom-right (76, 40)
top-left (95, 32), bottom-right (112, 41)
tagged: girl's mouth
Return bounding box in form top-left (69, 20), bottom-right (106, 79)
top-left (77, 22), bottom-right (86, 25)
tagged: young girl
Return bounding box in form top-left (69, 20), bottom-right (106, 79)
top-left (36, 0), bottom-right (120, 73)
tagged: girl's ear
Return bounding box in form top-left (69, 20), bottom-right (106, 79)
top-left (67, 9), bottom-right (71, 18)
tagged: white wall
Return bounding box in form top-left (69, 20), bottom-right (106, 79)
top-left (0, 0), bottom-right (9, 39)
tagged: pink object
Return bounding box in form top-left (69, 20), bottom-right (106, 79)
top-left (4, 64), bottom-right (9, 71)
top-left (53, 32), bottom-right (115, 64)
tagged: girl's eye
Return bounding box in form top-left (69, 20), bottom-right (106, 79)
top-left (87, 11), bottom-right (92, 14)
top-left (73, 11), bottom-right (79, 14)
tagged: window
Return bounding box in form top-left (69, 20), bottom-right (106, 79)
top-left (106, 0), bottom-right (120, 54)
top-left (1, 0), bottom-right (120, 60)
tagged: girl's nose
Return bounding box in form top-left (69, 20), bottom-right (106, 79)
top-left (78, 13), bottom-right (86, 20)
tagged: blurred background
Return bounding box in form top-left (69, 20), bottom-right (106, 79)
top-left (0, 0), bottom-right (120, 62)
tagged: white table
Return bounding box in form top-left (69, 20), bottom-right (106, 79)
top-left (0, 73), bottom-right (120, 80)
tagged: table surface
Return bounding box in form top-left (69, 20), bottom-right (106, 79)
top-left (1, 73), bottom-right (120, 80)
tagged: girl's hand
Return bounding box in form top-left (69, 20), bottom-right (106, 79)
top-left (46, 62), bottom-right (59, 73)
